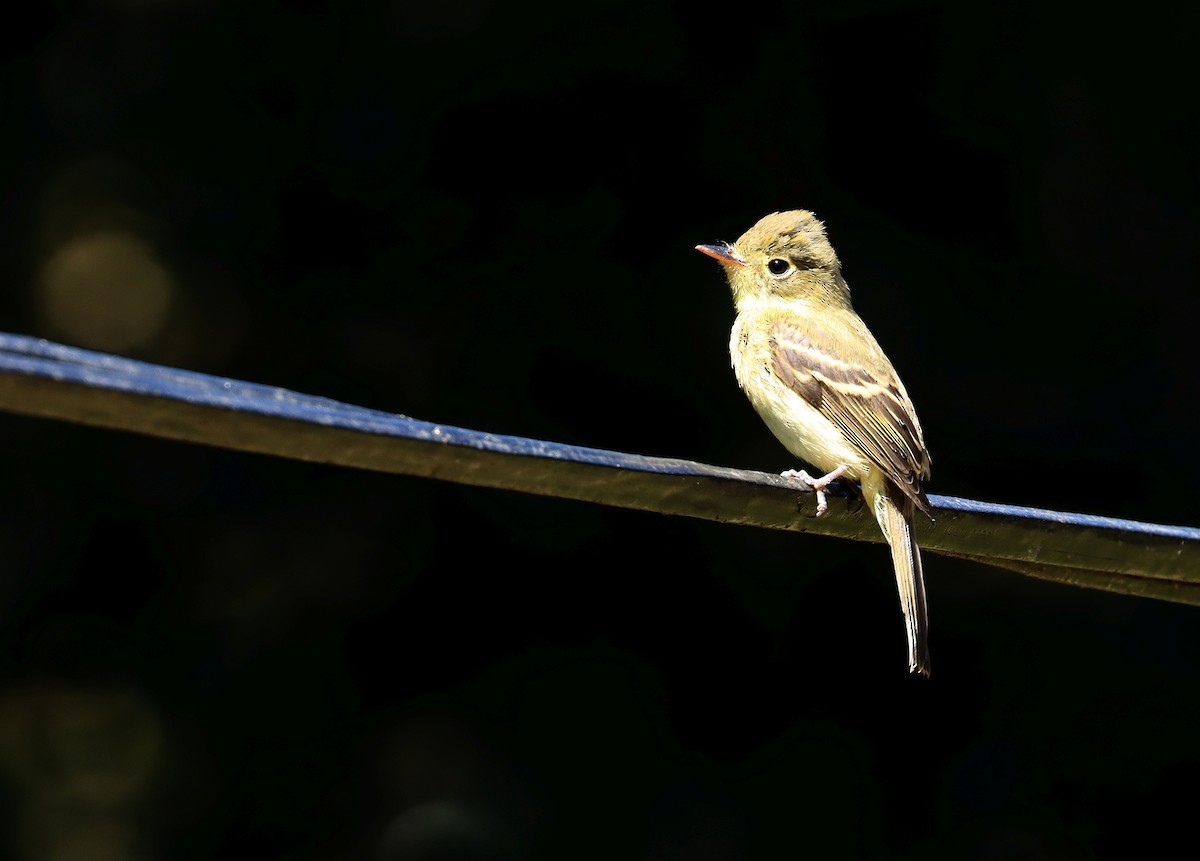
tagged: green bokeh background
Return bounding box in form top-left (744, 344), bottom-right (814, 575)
top-left (2, 1), bottom-right (1198, 858)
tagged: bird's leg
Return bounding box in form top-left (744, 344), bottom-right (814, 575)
top-left (780, 465), bottom-right (849, 517)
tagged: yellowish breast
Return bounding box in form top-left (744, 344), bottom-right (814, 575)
top-left (729, 311), bottom-right (872, 479)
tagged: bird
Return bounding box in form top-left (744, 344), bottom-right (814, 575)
top-left (697, 210), bottom-right (934, 676)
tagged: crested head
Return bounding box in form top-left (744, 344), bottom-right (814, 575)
top-left (698, 210), bottom-right (851, 310)
top-left (736, 210), bottom-right (839, 269)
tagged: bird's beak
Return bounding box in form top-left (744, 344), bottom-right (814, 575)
top-left (695, 243), bottom-right (747, 267)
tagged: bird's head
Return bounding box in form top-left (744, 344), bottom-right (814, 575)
top-left (697, 210), bottom-right (849, 309)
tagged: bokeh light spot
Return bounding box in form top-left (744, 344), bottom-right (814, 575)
top-left (37, 230), bottom-right (174, 352)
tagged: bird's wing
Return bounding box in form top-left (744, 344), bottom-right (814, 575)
top-left (769, 313), bottom-right (931, 515)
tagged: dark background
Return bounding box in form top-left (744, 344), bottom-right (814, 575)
top-left (2, 1), bottom-right (1198, 859)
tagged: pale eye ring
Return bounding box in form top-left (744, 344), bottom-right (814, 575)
top-left (767, 258), bottom-right (791, 276)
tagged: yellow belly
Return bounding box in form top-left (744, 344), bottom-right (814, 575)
top-left (730, 313), bottom-right (872, 480)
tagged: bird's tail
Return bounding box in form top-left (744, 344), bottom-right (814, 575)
top-left (872, 484), bottom-right (930, 677)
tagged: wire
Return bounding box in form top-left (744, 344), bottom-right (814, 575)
top-left (2, 332), bottom-right (1198, 605)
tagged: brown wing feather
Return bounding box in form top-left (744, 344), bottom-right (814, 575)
top-left (769, 316), bottom-right (932, 515)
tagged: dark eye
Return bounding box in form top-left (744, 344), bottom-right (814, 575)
top-left (767, 258), bottom-right (791, 276)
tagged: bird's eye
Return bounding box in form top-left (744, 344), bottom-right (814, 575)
top-left (767, 258), bottom-right (791, 276)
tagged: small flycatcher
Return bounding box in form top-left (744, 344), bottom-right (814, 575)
top-left (698, 211), bottom-right (933, 676)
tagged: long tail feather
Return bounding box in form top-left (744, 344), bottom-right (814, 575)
top-left (872, 485), bottom-right (931, 676)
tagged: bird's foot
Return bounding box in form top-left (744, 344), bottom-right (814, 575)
top-left (780, 465), bottom-right (849, 517)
